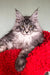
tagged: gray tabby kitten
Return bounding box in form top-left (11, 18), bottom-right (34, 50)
top-left (0, 8), bottom-right (44, 71)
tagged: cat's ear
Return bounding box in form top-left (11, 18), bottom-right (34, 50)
top-left (15, 9), bottom-right (24, 21)
top-left (30, 8), bottom-right (38, 22)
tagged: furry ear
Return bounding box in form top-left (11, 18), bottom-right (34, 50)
top-left (15, 9), bottom-right (24, 20)
top-left (30, 8), bottom-right (38, 22)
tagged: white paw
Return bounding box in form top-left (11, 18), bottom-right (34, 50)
top-left (0, 46), bottom-right (6, 52)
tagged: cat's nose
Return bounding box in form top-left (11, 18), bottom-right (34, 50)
top-left (26, 31), bottom-right (28, 33)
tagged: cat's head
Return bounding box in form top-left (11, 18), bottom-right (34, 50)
top-left (13, 8), bottom-right (42, 35)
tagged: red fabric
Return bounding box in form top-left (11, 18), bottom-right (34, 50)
top-left (0, 31), bottom-right (50, 75)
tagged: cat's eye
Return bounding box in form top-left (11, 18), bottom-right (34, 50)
top-left (22, 25), bottom-right (24, 28)
top-left (30, 25), bottom-right (32, 28)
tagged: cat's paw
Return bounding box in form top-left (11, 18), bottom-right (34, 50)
top-left (0, 47), bottom-right (4, 52)
top-left (15, 58), bottom-right (26, 72)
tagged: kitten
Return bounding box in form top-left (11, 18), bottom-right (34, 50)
top-left (0, 8), bottom-right (44, 71)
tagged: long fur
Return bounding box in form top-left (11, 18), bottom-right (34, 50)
top-left (0, 9), bottom-right (44, 71)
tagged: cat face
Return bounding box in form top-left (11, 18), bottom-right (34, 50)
top-left (13, 8), bottom-right (42, 35)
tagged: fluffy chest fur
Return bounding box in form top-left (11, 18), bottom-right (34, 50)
top-left (13, 32), bottom-right (32, 48)
top-left (13, 32), bottom-right (40, 49)
top-left (17, 33), bottom-right (32, 44)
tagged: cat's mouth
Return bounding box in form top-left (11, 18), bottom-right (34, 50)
top-left (21, 31), bottom-right (34, 35)
top-left (22, 32), bottom-right (31, 35)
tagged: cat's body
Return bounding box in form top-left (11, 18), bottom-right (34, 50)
top-left (0, 9), bottom-right (44, 71)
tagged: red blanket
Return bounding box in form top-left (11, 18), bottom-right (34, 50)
top-left (0, 31), bottom-right (50, 75)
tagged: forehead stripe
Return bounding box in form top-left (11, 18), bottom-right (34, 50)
top-left (23, 16), bottom-right (31, 25)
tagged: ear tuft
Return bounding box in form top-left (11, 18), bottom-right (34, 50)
top-left (15, 9), bottom-right (23, 20)
top-left (33, 8), bottom-right (38, 17)
top-left (30, 8), bottom-right (39, 22)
